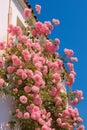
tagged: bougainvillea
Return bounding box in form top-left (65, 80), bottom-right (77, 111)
top-left (0, 4), bottom-right (84, 130)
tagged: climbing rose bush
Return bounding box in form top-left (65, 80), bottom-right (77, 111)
top-left (0, 4), bottom-right (84, 130)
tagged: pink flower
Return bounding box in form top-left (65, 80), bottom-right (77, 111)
top-left (71, 70), bottom-right (76, 76)
top-left (22, 49), bottom-right (31, 62)
top-left (42, 125), bottom-right (51, 130)
top-left (35, 4), bottom-right (41, 14)
top-left (25, 69), bottom-right (33, 78)
top-left (56, 118), bottom-right (62, 126)
top-left (52, 19), bottom-right (60, 26)
top-left (35, 21), bottom-right (43, 32)
top-left (56, 97), bottom-right (62, 105)
top-left (64, 48), bottom-right (74, 58)
top-left (22, 72), bottom-right (27, 79)
top-left (24, 86), bottom-right (31, 93)
top-left (12, 55), bottom-right (22, 66)
top-left (77, 117), bottom-right (83, 123)
top-left (16, 109), bottom-right (20, 113)
top-left (7, 66), bottom-right (15, 73)
top-left (45, 41), bottom-right (58, 54)
top-left (24, 112), bottom-right (30, 119)
top-left (4, 123), bottom-right (10, 128)
top-left (24, 8), bottom-right (32, 18)
top-left (17, 111), bottom-right (23, 118)
top-left (67, 62), bottom-right (74, 71)
top-left (0, 59), bottom-right (4, 67)
top-left (38, 118), bottom-right (45, 125)
top-left (26, 104), bottom-right (35, 113)
top-left (70, 57), bottom-right (78, 62)
top-left (52, 73), bottom-right (61, 83)
top-left (18, 35), bottom-right (28, 43)
top-left (0, 78), bottom-right (4, 87)
top-left (75, 90), bottom-right (83, 100)
top-left (34, 22), bottom-right (50, 35)
top-left (35, 128), bottom-right (40, 130)
top-left (32, 86), bottom-right (39, 93)
top-left (46, 112), bottom-right (51, 119)
top-left (76, 125), bottom-right (85, 130)
top-left (20, 95), bottom-right (27, 104)
top-left (22, 49), bottom-right (29, 56)
top-left (31, 112), bottom-right (40, 120)
top-left (18, 80), bottom-right (22, 85)
top-left (56, 83), bottom-right (62, 93)
top-left (66, 73), bottom-right (75, 86)
top-left (43, 66), bottom-right (48, 75)
top-left (70, 98), bottom-right (78, 105)
top-left (17, 44), bottom-right (22, 49)
top-left (55, 38), bottom-right (60, 45)
top-left (16, 69), bottom-right (23, 76)
top-left (44, 21), bottom-right (53, 31)
top-left (8, 24), bottom-right (22, 36)
top-left (13, 88), bottom-right (18, 93)
top-left (32, 42), bottom-right (41, 51)
top-left (33, 74), bottom-right (43, 86)
top-left (34, 94), bottom-right (42, 105)
top-left (26, 39), bottom-right (32, 48)
top-left (0, 42), bottom-right (5, 50)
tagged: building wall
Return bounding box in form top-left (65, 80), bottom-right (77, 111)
top-left (0, 0), bottom-right (9, 41)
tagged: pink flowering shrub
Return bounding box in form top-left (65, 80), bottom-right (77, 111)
top-left (0, 4), bottom-right (84, 130)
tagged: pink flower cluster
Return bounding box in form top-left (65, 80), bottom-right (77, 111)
top-left (0, 3), bottom-right (84, 130)
top-left (70, 90), bottom-right (84, 105)
top-left (24, 8), bottom-right (32, 18)
top-left (57, 106), bottom-right (84, 130)
top-left (45, 40), bottom-right (59, 54)
top-left (12, 55), bottom-right (22, 67)
top-left (35, 4), bottom-right (41, 14)
top-left (32, 21), bottom-right (53, 36)
top-left (8, 24), bottom-right (22, 36)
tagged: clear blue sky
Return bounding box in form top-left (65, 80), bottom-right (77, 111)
top-left (28, 0), bottom-right (87, 129)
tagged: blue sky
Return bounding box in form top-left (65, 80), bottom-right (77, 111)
top-left (28, 0), bottom-right (87, 129)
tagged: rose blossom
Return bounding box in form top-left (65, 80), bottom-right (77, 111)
top-left (24, 112), bottom-right (30, 119)
top-left (70, 57), bottom-right (78, 62)
top-left (76, 125), bottom-right (84, 130)
top-left (42, 125), bottom-right (51, 130)
top-left (64, 48), bottom-right (74, 58)
top-left (20, 95), bottom-right (27, 104)
top-left (8, 24), bottom-right (22, 36)
top-left (0, 78), bottom-right (4, 87)
top-left (67, 62), bottom-right (74, 71)
top-left (7, 66), bottom-right (15, 73)
top-left (35, 4), bottom-right (41, 14)
top-left (0, 59), bottom-right (4, 67)
top-left (17, 111), bottom-right (23, 118)
top-left (52, 18), bottom-right (60, 26)
top-left (56, 97), bottom-right (62, 105)
top-left (32, 86), bottom-right (39, 93)
top-left (0, 42), bottom-right (5, 50)
top-left (18, 80), bottom-right (22, 85)
top-left (24, 86), bottom-right (31, 93)
top-left (13, 88), bottom-right (18, 93)
top-left (55, 38), bottom-right (60, 45)
top-left (24, 8), bottom-right (32, 18)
